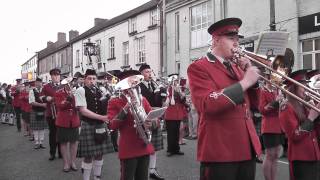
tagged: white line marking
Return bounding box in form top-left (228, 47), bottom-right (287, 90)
top-left (278, 160), bottom-right (289, 165)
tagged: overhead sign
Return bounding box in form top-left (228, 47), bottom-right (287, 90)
top-left (240, 41), bottom-right (254, 52)
top-left (299, 12), bottom-right (320, 35)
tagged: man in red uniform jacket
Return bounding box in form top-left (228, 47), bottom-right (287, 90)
top-left (107, 70), bottom-right (155, 180)
top-left (42, 68), bottom-right (62, 161)
top-left (187, 18), bottom-right (262, 180)
top-left (11, 78), bottom-right (23, 131)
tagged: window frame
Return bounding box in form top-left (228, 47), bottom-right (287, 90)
top-left (190, 1), bottom-right (213, 49)
top-left (108, 37), bottom-right (115, 60)
top-left (123, 41), bottom-right (129, 66)
top-left (130, 17), bottom-right (137, 33)
top-left (301, 38), bottom-right (320, 70)
top-left (76, 50), bottom-right (80, 67)
top-left (175, 12), bottom-right (180, 52)
top-left (137, 36), bottom-right (146, 64)
top-left (150, 9), bottom-right (158, 26)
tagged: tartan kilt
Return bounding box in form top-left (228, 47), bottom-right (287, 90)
top-left (77, 121), bottom-right (114, 157)
top-left (21, 111), bottom-right (30, 124)
top-left (151, 128), bottom-right (163, 151)
top-left (3, 104), bottom-right (14, 113)
top-left (30, 111), bottom-right (48, 130)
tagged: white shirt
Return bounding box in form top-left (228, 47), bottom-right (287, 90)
top-left (74, 87), bottom-right (87, 107)
top-left (0, 89), bottom-right (6, 98)
top-left (29, 89), bottom-right (35, 104)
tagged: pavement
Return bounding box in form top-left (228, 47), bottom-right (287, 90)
top-left (0, 123), bottom-right (289, 180)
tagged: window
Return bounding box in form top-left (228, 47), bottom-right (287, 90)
top-left (123, 42), bottom-right (129, 66)
top-left (76, 50), bottom-right (80, 67)
top-left (137, 37), bottom-right (146, 63)
top-left (109, 37), bottom-right (115, 59)
top-left (60, 53), bottom-right (64, 66)
top-left (190, 1), bottom-right (213, 49)
top-left (96, 40), bottom-right (101, 62)
top-left (150, 9), bottom-right (158, 26)
top-left (51, 55), bottom-right (55, 69)
top-left (302, 38), bottom-right (320, 70)
top-left (175, 12), bottom-right (180, 52)
top-left (130, 17), bottom-right (137, 33)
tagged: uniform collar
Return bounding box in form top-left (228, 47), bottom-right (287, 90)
top-left (206, 52), bottom-right (225, 64)
top-left (142, 80), bottom-right (151, 86)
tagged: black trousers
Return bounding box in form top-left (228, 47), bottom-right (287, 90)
top-left (200, 159), bottom-right (256, 180)
top-left (47, 117), bottom-right (61, 157)
top-left (14, 107), bottom-right (21, 131)
top-left (120, 155), bottom-right (150, 180)
top-left (110, 130), bottom-right (118, 151)
top-left (292, 161), bottom-right (320, 180)
top-left (165, 120), bottom-right (181, 153)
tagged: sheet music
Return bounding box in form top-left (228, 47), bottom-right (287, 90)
top-left (255, 31), bottom-right (289, 57)
top-left (146, 107), bottom-right (167, 120)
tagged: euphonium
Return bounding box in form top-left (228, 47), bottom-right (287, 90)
top-left (115, 75), bottom-right (151, 145)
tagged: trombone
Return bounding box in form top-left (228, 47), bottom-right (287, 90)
top-left (306, 74), bottom-right (320, 104)
top-left (232, 48), bottom-right (320, 113)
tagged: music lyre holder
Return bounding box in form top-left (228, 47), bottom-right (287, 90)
top-left (255, 31), bottom-right (289, 59)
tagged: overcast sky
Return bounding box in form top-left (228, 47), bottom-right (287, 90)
top-left (0, 0), bottom-right (150, 84)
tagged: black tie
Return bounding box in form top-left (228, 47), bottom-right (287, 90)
top-left (223, 61), bottom-right (236, 77)
top-left (53, 83), bottom-right (59, 90)
top-left (148, 82), bottom-right (153, 92)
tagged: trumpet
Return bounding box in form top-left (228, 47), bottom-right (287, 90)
top-left (232, 48), bottom-right (320, 113)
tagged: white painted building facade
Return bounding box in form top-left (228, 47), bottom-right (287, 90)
top-left (165, 0), bottom-right (320, 78)
top-left (72, 0), bottom-right (163, 77)
top-left (21, 54), bottom-right (37, 82)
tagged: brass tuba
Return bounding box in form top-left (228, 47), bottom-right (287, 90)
top-left (115, 75), bottom-right (151, 145)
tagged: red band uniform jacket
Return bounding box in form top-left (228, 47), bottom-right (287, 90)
top-left (164, 86), bottom-right (188, 121)
top-left (42, 83), bottom-right (60, 118)
top-left (279, 104), bottom-right (320, 161)
top-left (187, 55), bottom-right (262, 162)
top-left (11, 86), bottom-right (21, 108)
top-left (54, 89), bottom-right (80, 128)
top-left (20, 90), bottom-right (31, 113)
top-left (259, 88), bottom-right (282, 134)
top-left (107, 96), bottom-right (155, 160)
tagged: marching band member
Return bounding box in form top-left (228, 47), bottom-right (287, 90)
top-left (42, 68), bottom-right (62, 161)
top-left (279, 70), bottom-right (320, 180)
top-left (164, 74), bottom-right (187, 157)
top-left (55, 79), bottom-right (80, 172)
top-left (20, 82), bottom-right (33, 140)
top-left (259, 71), bottom-right (284, 180)
top-left (11, 79), bottom-right (23, 132)
top-left (75, 69), bottom-right (113, 180)
top-left (139, 64), bottom-right (165, 180)
top-left (187, 18), bottom-right (262, 180)
top-left (29, 78), bottom-right (47, 149)
top-left (97, 72), bottom-right (118, 152)
top-left (73, 72), bottom-right (85, 90)
top-left (107, 70), bottom-right (154, 180)
top-left (0, 83), bottom-right (7, 122)
top-left (178, 78), bottom-right (189, 146)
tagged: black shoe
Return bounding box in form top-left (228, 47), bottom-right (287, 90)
top-left (175, 151), bottom-right (184, 155)
top-left (70, 165), bottom-right (78, 171)
top-left (255, 157), bottom-right (263, 164)
top-left (58, 154), bottom-right (62, 159)
top-left (49, 156), bottom-right (55, 161)
top-left (150, 169), bottom-right (165, 180)
top-left (39, 144), bottom-right (46, 149)
top-left (166, 152), bottom-right (174, 157)
top-left (34, 144), bottom-right (40, 149)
